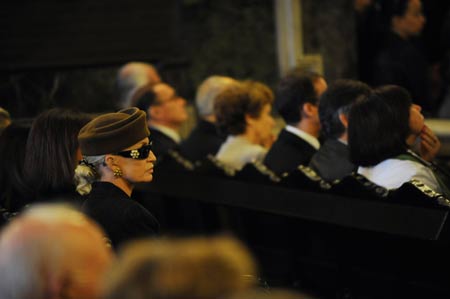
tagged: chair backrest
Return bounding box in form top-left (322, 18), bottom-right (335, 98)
top-left (234, 161), bottom-right (281, 185)
top-left (279, 165), bottom-right (332, 192)
top-left (154, 149), bottom-right (195, 177)
top-left (330, 173), bottom-right (389, 200)
top-left (193, 155), bottom-right (236, 178)
top-left (388, 179), bottom-right (450, 208)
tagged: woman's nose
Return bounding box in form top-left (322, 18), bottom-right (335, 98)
top-left (413, 104), bottom-right (422, 112)
top-left (148, 150), bottom-right (157, 162)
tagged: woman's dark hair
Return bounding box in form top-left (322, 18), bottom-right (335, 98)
top-left (215, 80), bottom-right (273, 135)
top-left (0, 120), bottom-right (33, 212)
top-left (348, 85), bottom-right (412, 166)
top-left (319, 79), bottom-right (371, 139)
top-left (275, 69), bottom-right (322, 125)
top-left (24, 108), bottom-right (92, 197)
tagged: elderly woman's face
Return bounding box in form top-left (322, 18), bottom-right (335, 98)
top-left (248, 103), bottom-right (275, 146)
top-left (116, 137), bottom-right (156, 183)
top-left (409, 103), bottom-right (424, 135)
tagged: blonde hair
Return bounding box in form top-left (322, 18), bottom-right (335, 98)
top-left (103, 235), bottom-right (257, 299)
top-left (74, 155), bottom-right (105, 195)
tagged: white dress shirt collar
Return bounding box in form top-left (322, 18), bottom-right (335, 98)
top-left (285, 125), bottom-right (320, 150)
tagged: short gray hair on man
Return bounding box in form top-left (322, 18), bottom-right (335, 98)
top-left (0, 203), bottom-right (112, 299)
top-left (195, 76), bottom-right (238, 118)
top-left (117, 62), bottom-right (161, 109)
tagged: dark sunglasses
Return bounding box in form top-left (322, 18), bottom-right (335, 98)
top-left (115, 142), bottom-right (153, 160)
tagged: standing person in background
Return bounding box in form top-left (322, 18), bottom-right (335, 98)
top-left (179, 75), bottom-right (239, 163)
top-left (264, 70), bottom-right (326, 175)
top-left (309, 80), bottom-right (371, 181)
top-left (75, 107), bottom-right (159, 248)
top-left (373, 0), bottom-right (431, 113)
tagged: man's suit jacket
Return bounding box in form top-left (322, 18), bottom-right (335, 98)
top-left (179, 120), bottom-right (225, 163)
top-left (150, 128), bottom-right (179, 160)
top-left (263, 128), bottom-right (317, 175)
top-left (309, 138), bottom-right (356, 182)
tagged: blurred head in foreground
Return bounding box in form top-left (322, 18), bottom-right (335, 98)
top-left (102, 235), bottom-right (257, 299)
top-left (0, 204), bottom-right (113, 299)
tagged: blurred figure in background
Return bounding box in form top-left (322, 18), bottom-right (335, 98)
top-left (102, 235), bottom-right (256, 299)
top-left (264, 70), bottom-right (326, 175)
top-left (0, 204), bottom-right (113, 299)
top-left (180, 75), bottom-right (239, 163)
top-left (373, 0), bottom-right (431, 113)
top-left (214, 80), bottom-right (275, 171)
top-left (116, 62), bottom-right (162, 109)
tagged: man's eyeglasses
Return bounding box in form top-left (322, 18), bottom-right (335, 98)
top-left (115, 142), bottom-right (153, 160)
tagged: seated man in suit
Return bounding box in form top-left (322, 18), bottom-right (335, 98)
top-left (309, 79), bottom-right (371, 181)
top-left (134, 83), bottom-right (188, 159)
top-left (263, 69), bottom-right (327, 175)
top-left (180, 76), bottom-right (239, 163)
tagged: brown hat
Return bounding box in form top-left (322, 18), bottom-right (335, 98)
top-left (78, 107), bottom-right (149, 156)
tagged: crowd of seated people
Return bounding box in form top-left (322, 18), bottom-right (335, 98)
top-left (1, 57), bottom-right (450, 298)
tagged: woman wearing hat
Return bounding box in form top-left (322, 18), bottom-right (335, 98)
top-left (75, 107), bottom-right (159, 248)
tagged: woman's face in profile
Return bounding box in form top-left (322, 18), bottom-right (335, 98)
top-left (248, 103), bottom-right (275, 146)
top-left (116, 137), bottom-right (157, 184)
top-left (409, 103), bottom-right (424, 135)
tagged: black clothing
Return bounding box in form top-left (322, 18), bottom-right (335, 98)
top-left (83, 182), bottom-right (159, 248)
top-left (373, 32), bottom-right (431, 112)
top-left (179, 120), bottom-right (224, 163)
top-left (150, 128), bottom-right (179, 160)
top-left (309, 139), bottom-right (356, 182)
top-left (263, 129), bottom-right (317, 175)
top-left (35, 188), bottom-right (85, 208)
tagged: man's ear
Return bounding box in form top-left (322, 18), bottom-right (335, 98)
top-left (303, 102), bottom-right (318, 118)
top-left (339, 113), bottom-right (349, 128)
top-left (148, 106), bottom-right (160, 121)
top-left (245, 114), bottom-right (255, 127)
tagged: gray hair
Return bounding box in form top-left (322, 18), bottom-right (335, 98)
top-left (74, 155), bottom-right (106, 195)
top-left (117, 62), bottom-right (161, 109)
top-left (0, 203), bottom-right (111, 299)
top-left (195, 76), bottom-right (237, 118)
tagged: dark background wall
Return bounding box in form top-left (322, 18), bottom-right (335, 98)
top-left (0, 0), bottom-right (277, 118)
top-left (0, 0), bottom-right (181, 70)
top-left (1, 0), bottom-right (449, 118)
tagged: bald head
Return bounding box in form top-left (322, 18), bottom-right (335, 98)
top-left (0, 204), bottom-right (113, 299)
top-left (117, 62), bottom-right (162, 109)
